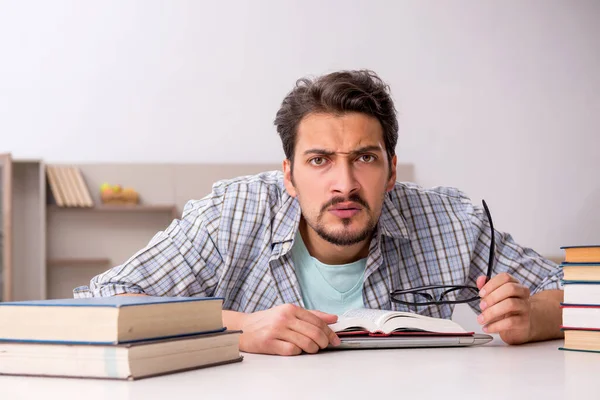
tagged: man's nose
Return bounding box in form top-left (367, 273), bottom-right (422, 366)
top-left (331, 163), bottom-right (360, 196)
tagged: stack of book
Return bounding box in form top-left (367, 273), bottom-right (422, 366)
top-left (559, 245), bottom-right (600, 354)
top-left (46, 165), bottom-right (94, 207)
top-left (0, 296), bottom-right (242, 380)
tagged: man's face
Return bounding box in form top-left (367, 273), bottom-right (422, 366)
top-left (283, 112), bottom-right (397, 247)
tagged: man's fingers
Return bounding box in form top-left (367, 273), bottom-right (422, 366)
top-left (478, 297), bottom-right (528, 326)
top-left (476, 276), bottom-right (487, 290)
top-left (296, 309), bottom-right (340, 345)
top-left (270, 339), bottom-right (302, 356)
top-left (480, 282), bottom-right (530, 310)
top-left (483, 314), bottom-right (528, 334)
top-left (308, 309), bottom-right (338, 324)
top-left (276, 328), bottom-right (321, 354)
top-left (288, 318), bottom-right (330, 349)
top-left (479, 273), bottom-right (519, 297)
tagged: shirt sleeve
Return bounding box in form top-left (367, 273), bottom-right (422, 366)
top-left (73, 198), bottom-right (224, 298)
top-left (464, 201), bottom-right (563, 315)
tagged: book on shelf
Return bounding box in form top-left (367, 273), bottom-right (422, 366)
top-left (329, 308), bottom-right (472, 336)
top-left (560, 245), bottom-right (600, 264)
top-left (0, 296), bottom-right (224, 344)
top-left (0, 330), bottom-right (243, 380)
top-left (46, 165), bottom-right (94, 208)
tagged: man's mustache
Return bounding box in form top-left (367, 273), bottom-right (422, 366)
top-left (321, 194), bottom-right (370, 213)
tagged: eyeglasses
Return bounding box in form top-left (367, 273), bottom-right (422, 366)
top-left (390, 200), bottom-right (495, 306)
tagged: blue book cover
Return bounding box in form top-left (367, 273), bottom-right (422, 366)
top-left (0, 296), bottom-right (223, 308)
top-left (560, 245), bottom-right (600, 249)
top-left (561, 280), bottom-right (600, 285)
top-left (559, 347), bottom-right (600, 354)
top-left (0, 296), bottom-right (227, 344)
top-left (560, 262), bottom-right (600, 267)
top-left (561, 303), bottom-right (600, 307)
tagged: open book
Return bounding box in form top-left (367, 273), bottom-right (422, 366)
top-left (329, 308), bottom-right (473, 336)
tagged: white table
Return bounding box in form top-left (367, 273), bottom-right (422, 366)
top-left (1, 336), bottom-right (597, 400)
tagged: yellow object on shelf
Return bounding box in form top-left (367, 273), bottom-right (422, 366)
top-left (100, 183), bottom-right (140, 205)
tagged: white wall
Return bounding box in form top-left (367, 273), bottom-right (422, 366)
top-left (1, 0), bottom-right (599, 257)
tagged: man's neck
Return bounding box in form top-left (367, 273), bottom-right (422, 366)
top-left (299, 219), bottom-right (371, 265)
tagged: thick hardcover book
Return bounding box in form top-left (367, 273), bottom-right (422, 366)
top-left (0, 296), bottom-right (224, 344)
top-left (0, 330), bottom-right (243, 380)
top-left (560, 245), bottom-right (600, 264)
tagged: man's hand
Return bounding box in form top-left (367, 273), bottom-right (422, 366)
top-left (476, 273), bottom-right (533, 345)
top-left (235, 304), bottom-right (341, 356)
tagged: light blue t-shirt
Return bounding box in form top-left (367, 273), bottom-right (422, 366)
top-left (290, 231), bottom-right (366, 315)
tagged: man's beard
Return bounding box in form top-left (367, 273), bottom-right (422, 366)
top-left (303, 193), bottom-right (378, 246)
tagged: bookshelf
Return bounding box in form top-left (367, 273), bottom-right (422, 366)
top-left (0, 160), bottom-right (292, 300)
top-left (46, 258), bottom-right (112, 267)
top-left (48, 204), bottom-right (178, 219)
top-left (0, 154), bottom-right (13, 302)
top-left (0, 156), bottom-right (45, 301)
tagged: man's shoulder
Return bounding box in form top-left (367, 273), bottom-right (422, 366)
top-left (392, 181), bottom-right (471, 203)
top-left (389, 181), bottom-right (474, 216)
top-left (181, 170), bottom-right (287, 221)
top-left (210, 170), bottom-right (284, 195)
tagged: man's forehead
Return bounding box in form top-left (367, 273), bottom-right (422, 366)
top-left (296, 112), bottom-right (385, 152)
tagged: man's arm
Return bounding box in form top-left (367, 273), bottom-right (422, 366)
top-left (119, 294), bottom-right (340, 355)
top-left (75, 200), bottom-right (223, 299)
top-left (223, 307), bottom-right (340, 355)
top-left (528, 289), bottom-right (563, 342)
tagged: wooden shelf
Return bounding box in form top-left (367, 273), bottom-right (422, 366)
top-left (48, 204), bottom-right (177, 214)
top-left (47, 258), bottom-right (111, 267)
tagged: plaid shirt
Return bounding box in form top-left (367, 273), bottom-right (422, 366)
top-left (74, 171), bottom-right (563, 318)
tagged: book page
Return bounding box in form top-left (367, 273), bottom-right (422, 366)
top-left (328, 308), bottom-right (387, 333)
top-left (341, 308), bottom-right (417, 326)
top-left (382, 314), bottom-right (468, 334)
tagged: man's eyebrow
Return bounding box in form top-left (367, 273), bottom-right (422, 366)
top-left (303, 146), bottom-right (383, 156)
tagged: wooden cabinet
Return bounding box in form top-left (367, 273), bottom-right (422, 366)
top-left (0, 153), bottom-right (13, 301)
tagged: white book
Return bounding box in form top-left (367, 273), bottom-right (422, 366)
top-left (329, 308), bottom-right (470, 336)
top-left (564, 283), bottom-right (600, 305)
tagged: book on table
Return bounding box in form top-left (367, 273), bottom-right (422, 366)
top-left (560, 328), bottom-right (600, 354)
top-left (560, 263), bottom-right (600, 281)
top-left (558, 245), bottom-right (600, 354)
top-left (0, 330), bottom-right (243, 380)
top-left (329, 308), bottom-right (472, 337)
top-left (0, 296), bottom-right (243, 379)
top-left (560, 245), bottom-right (600, 264)
top-left (0, 296), bottom-right (224, 344)
top-left (559, 292), bottom-right (600, 353)
top-left (561, 304), bottom-right (600, 330)
top-left (563, 281), bottom-right (600, 305)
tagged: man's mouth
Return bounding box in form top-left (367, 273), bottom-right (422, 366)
top-left (329, 203), bottom-right (362, 218)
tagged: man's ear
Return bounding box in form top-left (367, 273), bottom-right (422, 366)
top-left (282, 159), bottom-right (297, 198)
top-left (386, 155), bottom-right (397, 192)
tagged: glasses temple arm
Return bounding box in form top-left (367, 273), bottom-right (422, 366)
top-left (482, 199), bottom-right (495, 281)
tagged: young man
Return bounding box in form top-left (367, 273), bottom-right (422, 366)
top-left (75, 70), bottom-right (564, 356)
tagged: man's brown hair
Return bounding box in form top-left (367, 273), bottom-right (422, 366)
top-left (274, 69), bottom-right (398, 169)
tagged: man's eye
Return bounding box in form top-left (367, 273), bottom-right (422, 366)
top-left (309, 157), bottom-right (326, 166)
top-left (359, 155), bottom-right (376, 163)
